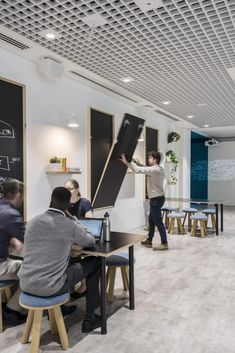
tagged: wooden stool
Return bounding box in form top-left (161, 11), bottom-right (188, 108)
top-left (20, 291), bottom-right (69, 353)
top-left (167, 212), bottom-right (185, 235)
top-left (106, 252), bottom-right (130, 302)
top-left (202, 209), bottom-right (216, 231)
top-left (0, 280), bottom-right (17, 333)
top-left (182, 207), bottom-right (198, 230)
top-left (190, 214), bottom-right (208, 238)
top-left (161, 206), bottom-right (178, 229)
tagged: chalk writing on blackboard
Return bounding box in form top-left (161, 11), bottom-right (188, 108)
top-left (0, 120), bottom-right (15, 138)
top-left (0, 156), bottom-right (10, 171)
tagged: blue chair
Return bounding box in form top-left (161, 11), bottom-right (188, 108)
top-left (20, 291), bottom-right (69, 353)
top-left (190, 213), bottom-right (208, 237)
top-left (202, 209), bottom-right (216, 231)
top-left (0, 280), bottom-right (17, 333)
top-left (167, 212), bottom-right (185, 234)
top-left (182, 207), bottom-right (198, 229)
top-left (106, 252), bottom-right (131, 302)
top-left (161, 206), bottom-right (178, 228)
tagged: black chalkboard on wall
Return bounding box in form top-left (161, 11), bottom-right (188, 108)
top-left (0, 78), bottom-right (25, 204)
top-left (90, 108), bottom-right (113, 203)
top-left (92, 113), bottom-right (145, 209)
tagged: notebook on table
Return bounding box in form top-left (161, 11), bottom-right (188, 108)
top-left (78, 217), bottom-right (104, 242)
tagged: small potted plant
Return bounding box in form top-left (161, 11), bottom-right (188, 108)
top-left (167, 131), bottom-right (180, 143)
top-left (49, 156), bottom-right (62, 172)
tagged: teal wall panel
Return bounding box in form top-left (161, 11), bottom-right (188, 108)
top-left (191, 131), bottom-right (208, 199)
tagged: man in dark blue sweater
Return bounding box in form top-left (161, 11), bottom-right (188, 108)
top-left (0, 178), bottom-right (25, 324)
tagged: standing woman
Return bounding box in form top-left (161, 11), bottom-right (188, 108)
top-left (64, 179), bottom-right (93, 218)
top-left (120, 151), bottom-right (168, 251)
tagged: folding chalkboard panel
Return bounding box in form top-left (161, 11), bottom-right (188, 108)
top-left (92, 113), bottom-right (145, 209)
top-left (0, 78), bottom-right (25, 209)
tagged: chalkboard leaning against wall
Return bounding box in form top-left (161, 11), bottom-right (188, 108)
top-left (0, 77), bottom-right (26, 218)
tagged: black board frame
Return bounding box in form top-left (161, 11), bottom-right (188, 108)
top-left (0, 76), bottom-right (26, 219)
top-left (88, 107), bottom-right (114, 204)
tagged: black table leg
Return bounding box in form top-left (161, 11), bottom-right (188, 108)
top-left (215, 203), bottom-right (219, 236)
top-left (129, 245), bottom-right (135, 310)
top-left (100, 257), bottom-right (107, 334)
top-left (221, 203), bottom-right (224, 232)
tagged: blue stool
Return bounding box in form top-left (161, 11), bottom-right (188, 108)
top-left (202, 209), bottom-right (216, 231)
top-left (20, 291), bottom-right (69, 353)
top-left (167, 212), bottom-right (185, 234)
top-left (182, 207), bottom-right (198, 229)
top-left (106, 252), bottom-right (131, 302)
top-left (0, 280), bottom-right (17, 333)
top-left (161, 206), bottom-right (178, 228)
top-left (190, 213), bottom-right (208, 237)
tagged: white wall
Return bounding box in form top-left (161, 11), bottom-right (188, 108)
top-left (0, 47), bottom-right (189, 231)
top-left (208, 141), bottom-right (235, 205)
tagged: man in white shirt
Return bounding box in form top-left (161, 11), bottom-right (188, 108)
top-left (120, 151), bottom-right (168, 250)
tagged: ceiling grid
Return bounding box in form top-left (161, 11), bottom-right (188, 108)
top-left (1, 0), bottom-right (235, 127)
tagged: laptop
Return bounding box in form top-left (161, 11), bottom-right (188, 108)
top-left (79, 217), bottom-right (103, 242)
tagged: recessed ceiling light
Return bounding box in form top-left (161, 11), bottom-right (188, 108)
top-left (45, 33), bottom-right (56, 40)
top-left (197, 103), bottom-right (207, 107)
top-left (121, 77), bottom-right (134, 83)
top-left (162, 101), bottom-right (170, 105)
top-left (39, 30), bottom-right (61, 40)
top-left (204, 124), bottom-right (210, 128)
top-left (187, 115), bottom-right (194, 119)
top-left (134, 0), bottom-right (163, 12)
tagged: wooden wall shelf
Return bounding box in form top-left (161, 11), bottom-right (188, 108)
top-left (46, 171), bottom-right (81, 174)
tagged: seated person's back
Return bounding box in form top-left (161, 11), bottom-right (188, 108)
top-left (19, 188), bottom-right (95, 297)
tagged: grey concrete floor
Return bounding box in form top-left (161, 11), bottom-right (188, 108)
top-left (1, 207), bottom-right (235, 353)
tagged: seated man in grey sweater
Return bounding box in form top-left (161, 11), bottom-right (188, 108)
top-left (19, 187), bottom-right (100, 333)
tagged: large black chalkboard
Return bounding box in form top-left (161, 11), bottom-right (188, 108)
top-left (90, 109), bottom-right (113, 203)
top-left (0, 78), bottom-right (24, 190)
top-left (92, 113), bottom-right (145, 209)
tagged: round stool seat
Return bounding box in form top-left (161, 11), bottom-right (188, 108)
top-left (162, 206), bottom-right (177, 211)
top-left (202, 209), bottom-right (216, 214)
top-left (182, 207), bottom-right (198, 213)
top-left (106, 252), bottom-right (135, 266)
top-left (167, 212), bottom-right (185, 219)
top-left (191, 213), bottom-right (208, 220)
top-left (0, 280), bottom-right (17, 288)
top-left (19, 291), bottom-right (69, 308)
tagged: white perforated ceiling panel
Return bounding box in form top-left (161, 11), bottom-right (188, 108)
top-left (1, 0), bottom-right (235, 128)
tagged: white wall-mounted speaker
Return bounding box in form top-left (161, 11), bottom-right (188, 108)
top-left (39, 57), bottom-right (65, 80)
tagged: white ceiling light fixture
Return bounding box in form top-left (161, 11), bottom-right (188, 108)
top-left (39, 29), bottom-right (61, 40)
top-left (59, 111), bottom-right (79, 129)
top-left (82, 14), bottom-right (108, 42)
top-left (134, 0), bottom-right (163, 12)
top-left (204, 124), bottom-right (210, 128)
top-left (197, 103), bottom-right (207, 107)
top-left (121, 77), bottom-right (134, 83)
top-left (187, 115), bottom-right (194, 119)
top-left (82, 13), bottom-right (108, 28)
top-left (162, 101), bottom-right (170, 105)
